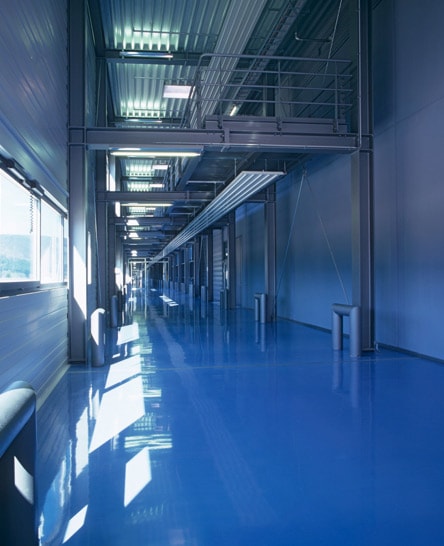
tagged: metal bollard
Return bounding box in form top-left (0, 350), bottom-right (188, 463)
top-left (91, 308), bottom-right (106, 366)
top-left (254, 293), bottom-right (266, 323)
top-left (254, 294), bottom-right (260, 321)
top-left (331, 303), bottom-right (361, 357)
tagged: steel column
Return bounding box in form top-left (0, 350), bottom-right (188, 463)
top-left (227, 212), bottom-right (236, 309)
top-left (193, 238), bottom-right (200, 297)
top-left (68, 0), bottom-right (88, 362)
top-left (351, 0), bottom-right (374, 351)
top-left (265, 184), bottom-right (277, 322)
top-left (96, 58), bottom-right (108, 311)
top-left (96, 151), bottom-right (107, 310)
top-left (207, 232), bottom-right (213, 301)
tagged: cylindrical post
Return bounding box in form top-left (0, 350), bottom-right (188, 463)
top-left (260, 293), bottom-right (266, 323)
top-left (350, 306), bottom-right (362, 358)
top-left (332, 310), bottom-right (343, 350)
top-left (91, 308), bottom-right (106, 367)
top-left (254, 295), bottom-right (260, 321)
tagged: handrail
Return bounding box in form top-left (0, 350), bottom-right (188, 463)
top-left (0, 381), bottom-right (36, 458)
top-left (0, 380), bottom-right (38, 546)
top-left (181, 53), bottom-right (353, 129)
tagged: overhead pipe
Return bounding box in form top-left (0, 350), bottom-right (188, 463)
top-left (149, 170), bottom-right (284, 265)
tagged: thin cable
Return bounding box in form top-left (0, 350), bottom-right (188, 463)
top-left (276, 170), bottom-right (306, 298)
top-left (322, 0), bottom-right (344, 84)
top-left (327, 0), bottom-right (344, 63)
top-left (306, 177), bottom-right (349, 304)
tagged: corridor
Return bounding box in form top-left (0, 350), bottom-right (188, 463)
top-left (37, 290), bottom-right (444, 545)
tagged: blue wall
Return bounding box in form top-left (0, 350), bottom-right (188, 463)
top-left (236, 156), bottom-right (352, 331)
top-left (373, 0), bottom-right (444, 358)
top-left (275, 158), bottom-right (352, 330)
top-left (236, 202), bottom-right (266, 308)
top-left (236, 0), bottom-right (444, 360)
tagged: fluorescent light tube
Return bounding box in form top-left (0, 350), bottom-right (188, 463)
top-left (111, 151), bottom-right (200, 158)
top-left (120, 51), bottom-right (173, 59)
top-left (163, 85), bottom-right (192, 99)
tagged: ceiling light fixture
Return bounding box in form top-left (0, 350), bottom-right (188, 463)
top-left (123, 202), bottom-right (173, 208)
top-left (163, 85), bottom-right (193, 99)
top-left (124, 118), bottom-right (163, 124)
top-left (111, 150), bottom-right (200, 158)
top-left (120, 50), bottom-right (173, 59)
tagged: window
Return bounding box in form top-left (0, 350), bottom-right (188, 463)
top-left (41, 200), bottom-right (63, 283)
top-left (0, 170), bottom-right (39, 281)
top-left (0, 167), bottom-right (67, 290)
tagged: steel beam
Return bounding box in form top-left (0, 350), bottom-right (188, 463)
top-left (99, 191), bottom-right (213, 203)
top-left (86, 127), bottom-right (366, 153)
top-left (111, 216), bottom-right (188, 226)
top-left (119, 231), bottom-right (168, 239)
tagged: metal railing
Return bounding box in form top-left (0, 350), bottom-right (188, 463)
top-left (182, 53), bottom-right (354, 129)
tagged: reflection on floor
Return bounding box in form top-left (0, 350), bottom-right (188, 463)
top-left (37, 289), bottom-right (444, 545)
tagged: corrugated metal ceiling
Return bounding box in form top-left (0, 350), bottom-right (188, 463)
top-left (90, 0), bottom-right (350, 258)
top-left (100, 0), bottom-right (231, 52)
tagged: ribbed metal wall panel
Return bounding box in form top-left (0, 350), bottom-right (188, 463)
top-left (0, 288), bottom-right (68, 398)
top-left (101, 0), bottom-right (254, 125)
top-left (0, 0), bottom-right (68, 205)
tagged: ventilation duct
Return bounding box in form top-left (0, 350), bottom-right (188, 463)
top-left (149, 170), bottom-right (284, 265)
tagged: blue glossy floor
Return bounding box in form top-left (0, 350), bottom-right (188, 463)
top-left (37, 289), bottom-right (444, 545)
